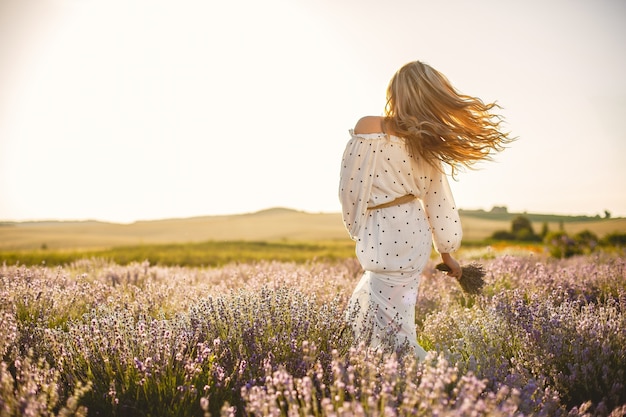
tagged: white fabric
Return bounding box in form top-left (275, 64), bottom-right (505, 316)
top-left (339, 130), bottom-right (462, 358)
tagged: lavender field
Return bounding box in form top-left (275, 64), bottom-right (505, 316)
top-left (1, 252), bottom-right (625, 416)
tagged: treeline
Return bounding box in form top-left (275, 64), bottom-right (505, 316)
top-left (490, 215), bottom-right (626, 257)
top-left (459, 207), bottom-right (614, 223)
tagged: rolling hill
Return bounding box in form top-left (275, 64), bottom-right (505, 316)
top-left (1, 207), bottom-right (624, 251)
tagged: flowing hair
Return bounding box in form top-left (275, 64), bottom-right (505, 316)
top-left (384, 61), bottom-right (514, 176)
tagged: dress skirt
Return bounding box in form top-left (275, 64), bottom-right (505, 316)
top-left (346, 200), bottom-right (431, 360)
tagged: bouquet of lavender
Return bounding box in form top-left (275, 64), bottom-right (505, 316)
top-left (435, 262), bottom-right (486, 295)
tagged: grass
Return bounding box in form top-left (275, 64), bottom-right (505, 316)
top-left (0, 239), bottom-right (358, 267)
top-left (0, 239), bottom-right (551, 268)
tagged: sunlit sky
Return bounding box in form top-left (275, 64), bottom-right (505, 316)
top-left (1, 0), bottom-right (625, 223)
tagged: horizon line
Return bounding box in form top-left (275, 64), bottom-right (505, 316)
top-left (0, 206), bottom-right (622, 225)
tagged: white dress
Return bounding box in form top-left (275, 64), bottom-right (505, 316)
top-left (339, 130), bottom-right (462, 359)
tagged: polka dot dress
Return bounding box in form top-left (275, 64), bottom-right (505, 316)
top-left (339, 130), bottom-right (462, 359)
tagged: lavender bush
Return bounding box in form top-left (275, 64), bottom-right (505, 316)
top-left (1, 251), bottom-right (625, 416)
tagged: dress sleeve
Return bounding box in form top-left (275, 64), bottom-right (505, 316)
top-left (338, 132), bottom-right (381, 240)
top-left (422, 166), bottom-right (463, 253)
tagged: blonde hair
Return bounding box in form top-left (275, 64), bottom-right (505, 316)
top-left (384, 61), bottom-right (513, 175)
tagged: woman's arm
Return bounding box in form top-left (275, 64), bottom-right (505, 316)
top-left (441, 252), bottom-right (462, 278)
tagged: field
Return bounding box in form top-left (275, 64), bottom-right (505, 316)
top-left (1, 253), bottom-right (625, 416)
top-left (0, 209), bottom-right (348, 251)
top-left (1, 209), bottom-right (625, 416)
top-left (1, 208), bottom-right (624, 251)
top-left (0, 208), bottom-right (624, 267)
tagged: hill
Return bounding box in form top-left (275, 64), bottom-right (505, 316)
top-left (0, 208), bottom-right (347, 250)
top-left (0, 208), bottom-right (624, 251)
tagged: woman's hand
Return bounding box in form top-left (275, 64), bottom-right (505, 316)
top-left (441, 253), bottom-right (462, 279)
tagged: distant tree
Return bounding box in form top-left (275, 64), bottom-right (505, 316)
top-left (544, 229), bottom-right (604, 258)
top-left (574, 230), bottom-right (599, 254)
top-left (602, 232), bottom-right (626, 247)
top-left (491, 215), bottom-right (541, 242)
top-left (490, 206), bottom-right (508, 214)
top-left (510, 215), bottom-right (540, 241)
top-left (540, 222), bottom-right (549, 239)
top-left (511, 215), bottom-right (532, 234)
top-left (492, 230), bottom-right (514, 240)
top-left (545, 231), bottom-right (580, 258)
top-left (604, 210), bottom-right (611, 219)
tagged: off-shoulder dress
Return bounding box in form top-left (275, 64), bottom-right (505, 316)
top-left (339, 130), bottom-right (462, 359)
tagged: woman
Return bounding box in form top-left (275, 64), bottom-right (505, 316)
top-left (339, 60), bottom-right (512, 358)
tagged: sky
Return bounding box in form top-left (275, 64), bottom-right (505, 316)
top-left (1, 0), bottom-right (625, 223)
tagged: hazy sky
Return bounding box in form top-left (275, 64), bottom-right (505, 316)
top-left (1, 0), bottom-right (625, 223)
